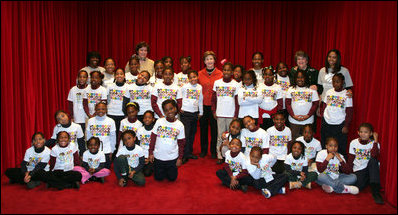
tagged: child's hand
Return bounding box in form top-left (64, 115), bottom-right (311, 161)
top-left (310, 85), bottom-right (318, 91)
top-left (326, 153), bottom-right (335, 161)
top-left (301, 115), bottom-right (310, 120)
top-left (89, 168), bottom-right (96, 174)
top-left (24, 172), bottom-right (31, 183)
top-left (128, 170), bottom-right (136, 179)
top-left (149, 155), bottom-right (155, 163)
top-left (316, 107), bottom-right (321, 117)
top-left (230, 176), bottom-right (239, 189)
top-left (118, 178), bottom-right (126, 187)
top-left (373, 132), bottom-right (379, 142)
top-left (342, 126), bottom-right (349, 134)
top-left (212, 113), bottom-right (217, 120)
top-left (334, 152), bottom-right (343, 162)
top-left (346, 89), bottom-right (353, 98)
top-left (300, 172), bottom-right (306, 181)
top-left (145, 158), bottom-right (149, 164)
top-left (176, 159), bottom-right (182, 167)
top-left (221, 133), bottom-right (227, 141)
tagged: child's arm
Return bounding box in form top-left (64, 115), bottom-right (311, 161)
top-left (82, 161), bottom-right (90, 171)
top-left (284, 164), bottom-right (300, 177)
top-left (199, 90), bottom-right (204, 116)
top-left (177, 98), bottom-right (183, 113)
top-left (316, 157), bottom-right (331, 173)
top-left (285, 98), bottom-right (296, 119)
top-left (68, 101), bottom-right (74, 121)
top-left (276, 98), bottom-right (283, 110)
top-left (20, 160), bottom-right (28, 174)
top-left (176, 138), bottom-right (186, 167)
top-left (319, 101), bottom-right (326, 117)
top-left (335, 153), bottom-right (351, 174)
top-left (234, 95), bottom-right (239, 119)
top-left (371, 132), bottom-right (380, 159)
top-left (304, 100), bottom-right (319, 120)
top-left (117, 130), bottom-right (122, 150)
top-left (148, 132), bottom-right (157, 163)
top-left (94, 162), bottom-right (105, 172)
top-left (73, 151), bottom-right (80, 166)
top-left (110, 125), bottom-right (117, 154)
top-left (342, 107), bottom-right (353, 134)
top-left (83, 99), bottom-right (93, 118)
top-left (151, 95), bottom-right (163, 118)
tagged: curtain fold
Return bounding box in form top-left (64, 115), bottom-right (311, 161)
top-left (1, 1), bottom-right (396, 206)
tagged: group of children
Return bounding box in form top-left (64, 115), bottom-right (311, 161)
top-left (4, 50), bottom-right (383, 205)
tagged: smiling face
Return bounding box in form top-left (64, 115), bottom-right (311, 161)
top-left (242, 72), bottom-right (253, 86)
top-left (327, 51), bottom-right (338, 68)
top-left (138, 47), bottom-right (148, 59)
top-left (332, 75), bottom-right (344, 91)
top-left (126, 106), bottom-right (138, 120)
top-left (143, 112), bottom-right (155, 126)
top-left (90, 72), bottom-right (101, 87)
top-left (122, 133), bottom-right (136, 148)
top-left (292, 142), bottom-right (303, 158)
top-left (114, 69), bottom-right (125, 83)
top-left (229, 139), bottom-right (242, 153)
top-left (249, 149), bottom-right (262, 164)
top-left (87, 139), bottom-right (100, 154)
top-left (229, 121), bottom-right (241, 136)
top-left (163, 102), bottom-right (177, 120)
top-left (57, 132), bottom-right (70, 147)
top-left (296, 72), bottom-right (306, 87)
top-left (78, 71), bottom-right (88, 85)
top-left (222, 64), bottom-right (233, 79)
top-left (32, 134), bottom-right (45, 149)
top-left (296, 56), bottom-right (308, 70)
top-left (358, 126), bottom-right (373, 141)
top-left (302, 126), bottom-right (313, 143)
top-left (180, 58), bottom-right (191, 72)
top-left (263, 69), bottom-right (274, 85)
top-left (129, 59), bottom-right (140, 73)
top-left (95, 103), bottom-right (107, 117)
top-left (56, 112), bottom-right (70, 126)
top-left (204, 55), bottom-right (215, 69)
top-left (154, 63), bottom-right (165, 78)
top-left (162, 69), bottom-right (174, 85)
top-left (136, 71), bottom-right (150, 85)
top-left (243, 117), bottom-right (256, 131)
top-left (188, 72), bottom-right (198, 85)
top-left (273, 114), bottom-right (285, 130)
top-left (252, 53), bottom-right (264, 69)
top-left (277, 63), bottom-right (288, 77)
top-left (234, 67), bottom-right (243, 81)
top-left (104, 59), bottom-right (115, 74)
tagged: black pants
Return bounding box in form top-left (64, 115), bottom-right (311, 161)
top-left (216, 169), bottom-right (254, 188)
top-left (104, 153), bottom-right (112, 169)
top-left (5, 168), bottom-right (46, 184)
top-left (271, 160), bottom-right (286, 174)
top-left (154, 158), bottom-right (178, 181)
top-left (77, 123), bottom-right (86, 138)
top-left (180, 111), bottom-right (199, 158)
top-left (199, 105), bottom-right (218, 156)
top-left (143, 162), bottom-right (154, 177)
top-left (321, 119), bottom-right (347, 156)
top-left (41, 170), bottom-right (82, 189)
top-left (354, 157), bottom-right (381, 190)
top-left (260, 117), bottom-right (274, 131)
top-left (253, 174), bottom-right (288, 196)
top-left (108, 115), bottom-right (125, 137)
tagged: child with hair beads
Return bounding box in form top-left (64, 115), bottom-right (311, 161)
top-left (86, 102), bottom-right (116, 169)
top-left (46, 110), bottom-right (85, 157)
top-left (316, 137), bottom-right (358, 195)
top-left (149, 60), bottom-right (165, 87)
top-left (179, 70), bottom-right (203, 164)
top-left (103, 58), bottom-right (116, 88)
top-left (5, 132), bottom-right (51, 189)
top-left (136, 110), bottom-right (156, 177)
top-left (266, 110), bottom-right (292, 174)
top-left (162, 56), bottom-right (174, 69)
top-left (81, 51), bottom-right (106, 75)
top-left (233, 65), bottom-right (244, 83)
top-left (126, 55), bottom-right (140, 85)
top-left (45, 131), bottom-right (82, 190)
top-left (216, 138), bottom-right (251, 193)
top-left (148, 99), bottom-right (185, 181)
top-left (286, 70), bottom-right (319, 140)
top-left (275, 62), bottom-right (292, 123)
top-left (258, 67), bottom-right (283, 131)
top-left (284, 141), bottom-right (318, 189)
top-left (83, 71), bottom-right (108, 118)
top-left (237, 70), bottom-right (262, 122)
top-left (241, 116), bottom-right (269, 158)
top-left (219, 119), bottom-right (242, 160)
top-left (68, 70), bottom-right (88, 132)
top-left (249, 52), bottom-right (265, 83)
top-left (107, 68), bottom-right (127, 135)
top-left (175, 56), bottom-right (191, 87)
top-left (118, 102), bottom-right (143, 150)
top-left (73, 137), bottom-right (110, 184)
top-left (320, 73), bottom-right (353, 156)
top-left (347, 123), bottom-right (383, 204)
top-left (124, 70), bottom-right (152, 123)
top-left (296, 124), bottom-right (322, 172)
top-left (246, 146), bottom-right (288, 198)
top-left (114, 130), bottom-right (146, 187)
top-left (212, 62), bottom-right (240, 164)
top-left (151, 68), bottom-right (182, 119)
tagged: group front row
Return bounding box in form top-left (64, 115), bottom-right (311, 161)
top-left (5, 105), bottom-right (383, 204)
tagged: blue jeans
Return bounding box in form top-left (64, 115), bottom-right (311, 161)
top-left (316, 173), bottom-right (357, 193)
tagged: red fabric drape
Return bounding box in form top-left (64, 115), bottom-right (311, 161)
top-left (1, 1), bottom-right (396, 206)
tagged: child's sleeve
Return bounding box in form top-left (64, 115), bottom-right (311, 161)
top-left (77, 125), bottom-right (85, 156)
top-left (67, 89), bottom-right (74, 118)
top-left (86, 120), bottom-right (92, 140)
top-left (110, 120), bottom-right (117, 153)
top-left (177, 123), bottom-right (186, 159)
top-left (151, 94), bottom-right (163, 118)
top-left (370, 141), bottom-right (380, 159)
top-left (344, 96), bottom-right (353, 128)
top-left (315, 152), bottom-right (328, 173)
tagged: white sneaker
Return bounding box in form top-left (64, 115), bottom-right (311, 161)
top-left (278, 187), bottom-right (286, 194)
top-left (261, 188), bottom-right (271, 198)
top-left (322, 184), bottom-right (334, 193)
top-left (343, 185), bottom-right (359, 195)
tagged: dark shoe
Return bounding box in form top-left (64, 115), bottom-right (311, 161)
top-left (182, 158), bottom-right (189, 164)
top-left (27, 181), bottom-right (41, 189)
top-left (188, 154), bottom-right (198, 159)
top-left (211, 154), bottom-right (217, 159)
top-left (99, 177), bottom-right (105, 184)
top-left (73, 181), bottom-right (80, 189)
top-left (241, 185), bottom-right (248, 193)
top-left (372, 192), bottom-right (384, 204)
top-left (199, 152), bottom-right (207, 158)
top-left (216, 159), bottom-right (224, 164)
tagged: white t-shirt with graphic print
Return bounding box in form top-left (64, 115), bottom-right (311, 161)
top-left (152, 118), bottom-right (185, 161)
top-left (286, 86), bottom-right (319, 125)
top-left (316, 149), bottom-right (346, 180)
top-left (323, 88), bottom-right (353, 125)
top-left (349, 138), bottom-right (380, 172)
top-left (224, 150), bottom-right (248, 177)
top-left (82, 150), bottom-right (106, 169)
top-left (296, 136), bottom-right (322, 160)
top-left (266, 126), bottom-right (292, 160)
top-left (83, 85), bottom-right (108, 115)
top-left (23, 146), bottom-right (51, 172)
top-left (213, 79), bottom-right (240, 117)
top-left (67, 86), bottom-right (88, 123)
top-left (50, 142), bottom-right (78, 171)
top-left (240, 128), bottom-right (268, 157)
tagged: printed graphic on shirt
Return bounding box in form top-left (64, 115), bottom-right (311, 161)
top-left (291, 162), bottom-right (304, 171)
top-left (354, 148), bottom-right (371, 160)
top-left (177, 77), bottom-right (189, 87)
top-left (186, 89), bottom-right (201, 100)
top-left (276, 80), bottom-right (290, 91)
top-left (109, 89), bottom-right (125, 101)
top-left (290, 91), bottom-right (312, 102)
top-left (243, 91), bottom-right (258, 99)
top-left (88, 158), bottom-right (100, 169)
top-left (157, 126), bottom-right (180, 140)
top-left (245, 137), bottom-right (263, 148)
top-left (127, 154), bottom-right (140, 166)
top-left (216, 86), bottom-right (236, 97)
top-left (157, 89), bottom-right (177, 100)
top-left (269, 135), bottom-right (289, 147)
top-left (325, 163), bottom-right (339, 175)
top-left (261, 89), bottom-right (277, 100)
top-left (76, 92), bottom-right (83, 103)
top-left (126, 79), bottom-right (136, 85)
top-left (69, 131), bottom-right (77, 143)
top-left (227, 160), bottom-right (242, 173)
top-left (129, 90), bottom-right (151, 100)
top-left (87, 93), bottom-right (102, 104)
top-left (58, 150), bottom-right (73, 164)
top-left (121, 125), bottom-right (138, 133)
top-left (326, 95), bottom-right (346, 108)
top-left (28, 157), bottom-right (43, 168)
top-left (305, 146), bottom-right (315, 159)
top-left (90, 125), bottom-right (111, 136)
top-left (260, 163), bottom-right (272, 178)
top-left (139, 134), bottom-right (151, 147)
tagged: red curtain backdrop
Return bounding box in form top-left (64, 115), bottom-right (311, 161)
top-left (1, 1), bottom-right (396, 206)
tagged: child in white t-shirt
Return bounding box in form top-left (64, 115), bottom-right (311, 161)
top-left (102, 58), bottom-right (116, 88)
top-left (174, 56), bottom-right (191, 87)
top-left (83, 71), bottom-right (108, 118)
top-left (107, 68), bottom-right (128, 135)
top-left (237, 70), bottom-right (262, 121)
top-left (114, 130), bottom-right (146, 187)
top-left (284, 141), bottom-right (317, 189)
top-left (296, 124), bottom-right (322, 172)
top-left (148, 99), bottom-right (185, 181)
top-left (136, 110), bottom-right (156, 177)
top-left (316, 137), bottom-right (358, 194)
top-left (233, 65), bottom-right (244, 83)
top-left (117, 102), bottom-right (143, 151)
top-left (286, 70), bottom-right (319, 140)
top-left (126, 55), bottom-right (140, 85)
top-left (241, 116), bottom-right (268, 157)
top-left (86, 102), bottom-right (116, 169)
top-left (246, 146), bottom-right (288, 198)
top-left (149, 60), bottom-right (165, 87)
top-left (73, 137), bottom-right (110, 184)
top-left (5, 132), bottom-right (51, 189)
top-left (68, 70), bottom-right (88, 132)
top-left (347, 123), bottom-right (383, 204)
top-left (220, 119), bottom-right (242, 160)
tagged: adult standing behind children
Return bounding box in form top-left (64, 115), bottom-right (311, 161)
top-left (198, 51), bottom-right (223, 159)
top-left (125, 41), bottom-right (155, 77)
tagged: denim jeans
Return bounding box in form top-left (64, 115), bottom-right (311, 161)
top-left (316, 173), bottom-right (357, 193)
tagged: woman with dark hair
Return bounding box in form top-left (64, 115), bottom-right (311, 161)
top-left (125, 41), bottom-right (155, 76)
